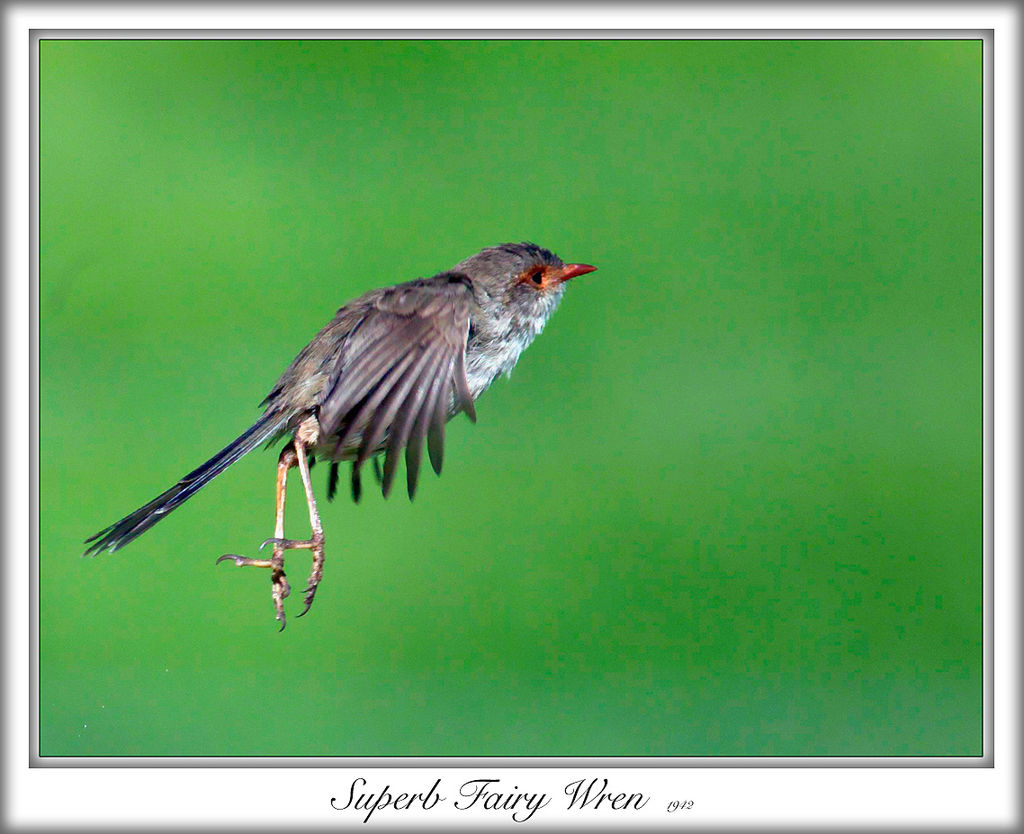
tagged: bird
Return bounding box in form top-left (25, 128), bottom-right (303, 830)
top-left (84, 242), bottom-right (596, 629)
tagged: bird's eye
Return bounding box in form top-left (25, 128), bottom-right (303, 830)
top-left (529, 270), bottom-right (544, 286)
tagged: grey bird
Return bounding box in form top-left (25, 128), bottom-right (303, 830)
top-left (84, 242), bottom-right (596, 629)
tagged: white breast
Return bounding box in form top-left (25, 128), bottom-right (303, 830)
top-left (462, 290), bottom-right (563, 400)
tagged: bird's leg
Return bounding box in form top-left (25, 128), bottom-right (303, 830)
top-left (269, 445), bottom-right (296, 626)
top-left (259, 437), bottom-right (326, 618)
top-left (217, 444), bottom-right (297, 630)
top-left (294, 441), bottom-right (325, 616)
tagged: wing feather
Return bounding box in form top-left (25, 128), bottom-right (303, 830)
top-left (406, 355), bottom-right (451, 498)
top-left (316, 277), bottom-right (476, 499)
top-left (427, 356), bottom-right (456, 476)
top-left (332, 348), bottom-right (420, 459)
top-left (454, 349), bottom-right (477, 423)
top-left (356, 341), bottom-right (439, 471)
top-left (319, 315), bottom-right (428, 433)
top-left (381, 344), bottom-right (448, 497)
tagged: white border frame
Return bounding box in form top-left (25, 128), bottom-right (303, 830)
top-left (6, 5), bottom-right (1017, 830)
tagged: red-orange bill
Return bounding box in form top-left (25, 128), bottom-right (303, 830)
top-left (556, 263), bottom-right (597, 282)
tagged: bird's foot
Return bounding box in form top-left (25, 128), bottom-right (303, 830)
top-left (216, 551), bottom-right (292, 631)
top-left (298, 531), bottom-right (325, 618)
top-left (261, 532), bottom-right (325, 617)
top-left (218, 531), bottom-right (326, 622)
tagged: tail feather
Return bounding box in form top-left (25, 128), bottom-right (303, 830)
top-left (84, 413), bottom-right (288, 556)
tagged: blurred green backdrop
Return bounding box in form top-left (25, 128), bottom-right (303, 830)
top-left (40, 39), bottom-right (982, 757)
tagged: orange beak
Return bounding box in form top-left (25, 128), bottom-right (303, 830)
top-left (555, 263), bottom-right (597, 283)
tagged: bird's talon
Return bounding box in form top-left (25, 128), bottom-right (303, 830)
top-left (261, 536), bottom-right (313, 552)
top-left (217, 554), bottom-right (273, 568)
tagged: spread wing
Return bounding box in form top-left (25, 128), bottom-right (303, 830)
top-left (316, 276), bottom-right (477, 499)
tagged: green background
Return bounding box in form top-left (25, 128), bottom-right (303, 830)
top-left (40, 39), bottom-right (983, 756)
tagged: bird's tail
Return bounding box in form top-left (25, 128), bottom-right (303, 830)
top-left (83, 412), bottom-right (289, 556)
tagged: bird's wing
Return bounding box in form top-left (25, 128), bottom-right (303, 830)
top-left (317, 277), bottom-right (477, 499)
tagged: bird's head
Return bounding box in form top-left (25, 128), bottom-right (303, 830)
top-left (454, 242), bottom-right (596, 333)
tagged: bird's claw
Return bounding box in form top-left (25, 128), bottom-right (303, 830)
top-left (216, 553), bottom-right (273, 568)
top-left (272, 567), bottom-right (291, 631)
top-left (250, 534), bottom-right (325, 619)
top-left (260, 536), bottom-right (314, 552)
top-left (217, 548), bottom-right (291, 630)
top-left (217, 533), bottom-right (322, 628)
top-left (299, 531), bottom-right (326, 618)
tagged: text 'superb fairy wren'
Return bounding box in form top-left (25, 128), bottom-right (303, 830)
top-left (85, 243), bottom-right (596, 629)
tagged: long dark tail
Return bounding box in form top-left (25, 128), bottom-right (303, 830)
top-left (84, 412), bottom-right (289, 556)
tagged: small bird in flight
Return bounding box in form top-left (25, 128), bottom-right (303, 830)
top-left (84, 242), bottom-right (596, 629)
